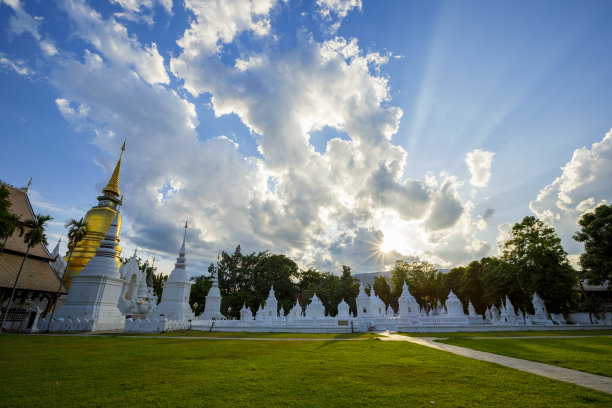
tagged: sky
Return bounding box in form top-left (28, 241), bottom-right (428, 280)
top-left (1, 0), bottom-right (611, 277)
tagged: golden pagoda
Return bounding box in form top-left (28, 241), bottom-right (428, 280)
top-left (64, 142), bottom-right (125, 287)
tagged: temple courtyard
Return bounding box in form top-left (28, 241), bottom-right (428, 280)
top-left (1, 330), bottom-right (611, 407)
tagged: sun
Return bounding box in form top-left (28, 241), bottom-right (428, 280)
top-left (379, 236), bottom-right (396, 254)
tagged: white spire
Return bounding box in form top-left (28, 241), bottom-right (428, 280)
top-left (51, 236), bottom-right (61, 256)
top-left (175, 223), bottom-right (187, 270)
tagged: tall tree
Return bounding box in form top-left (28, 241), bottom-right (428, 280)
top-left (338, 265), bottom-right (360, 315)
top-left (47, 217), bottom-right (88, 331)
top-left (1, 214), bottom-right (52, 333)
top-left (502, 216), bottom-right (577, 313)
top-left (573, 204), bottom-right (612, 288)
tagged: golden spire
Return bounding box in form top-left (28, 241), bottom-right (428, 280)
top-left (25, 177), bottom-right (32, 193)
top-left (102, 140), bottom-right (126, 197)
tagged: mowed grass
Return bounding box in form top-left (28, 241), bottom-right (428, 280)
top-left (436, 336), bottom-right (612, 377)
top-left (400, 329), bottom-right (612, 338)
top-left (118, 330), bottom-right (379, 339)
top-left (1, 335), bottom-right (611, 407)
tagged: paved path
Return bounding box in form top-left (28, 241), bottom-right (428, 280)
top-left (380, 333), bottom-right (612, 394)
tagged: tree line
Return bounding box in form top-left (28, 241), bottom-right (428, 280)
top-left (188, 208), bottom-right (611, 318)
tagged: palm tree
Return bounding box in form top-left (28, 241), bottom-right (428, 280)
top-left (0, 213), bottom-right (23, 255)
top-left (0, 213), bottom-right (52, 333)
top-left (0, 186), bottom-right (24, 255)
top-left (46, 217), bottom-right (88, 332)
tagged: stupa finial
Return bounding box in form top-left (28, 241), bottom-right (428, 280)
top-left (102, 140), bottom-right (126, 197)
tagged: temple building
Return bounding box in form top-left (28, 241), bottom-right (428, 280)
top-left (64, 142), bottom-right (125, 287)
top-left (0, 180), bottom-right (67, 332)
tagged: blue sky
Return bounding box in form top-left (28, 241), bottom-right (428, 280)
top-left (1, 0), bottom-right (611, 276)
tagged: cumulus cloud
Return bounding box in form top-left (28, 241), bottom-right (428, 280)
top-left (32, 1), bottom-right (496, 274)
top-left (316, 0), bottom-right (361, 32)
top-left (62, 0), bottom-right (169, 85)
top-left (530, 129), bottom-right (612, 255)
top-left (465, 149), bottom-right (495, 188)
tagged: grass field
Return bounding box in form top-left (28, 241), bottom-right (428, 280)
top-left (119, 331), bottom-right (379, 339)
top-left (1, 334), bottom-right (611, 407)
top-left (436, 336), bottom-right (612, 377)
top-left (400, 329), bottom-right (612, 338)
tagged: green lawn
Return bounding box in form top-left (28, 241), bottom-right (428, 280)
top-left (400, 329), bottom-right (612, 338)
top-left (436, 336), bottom-right (612, 377)
top-left (115, 330), bottom-right (379, 339)
top-left (1, 335), bottom-right (611, 407)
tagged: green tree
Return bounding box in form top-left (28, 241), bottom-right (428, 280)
top-left (573, 204), bottom-right (612, 288)
top-left (338, 265), bottom-right (359, 315)
top-left (296, 265), bottom-right (359, 317)
top-left (212, 246), bottom-right (299, 318)
top-left (47, 217), bottom-right (88, 331)
top-left (392, 260), bottom-right (440, 311)
top-left (372, 275), bottom-right (393, 311)
top-left (1, 213), bottom-right (52, 333)
top-left (462, 260), bottom-right (486, 314)
top-left (502, 216), bottom-right (577, 313)
top-left (189, 275), bottom-right (212, 315)
top-left (0, 186), bottom-right (23, 254)
top-left (480, 257), bottom-right (511, 309)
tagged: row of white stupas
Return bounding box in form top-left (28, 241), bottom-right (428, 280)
top-left (37, 211), bottom-right (574, 333)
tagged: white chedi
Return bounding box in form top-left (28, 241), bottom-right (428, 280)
top-left (261, 286), bottom-right (279, 320)
top-left (305, 294), bottom-right (325, 319)
top-left (337, 299), bottom-right (350, 319)
top-left (200, 269), bottom-right (223, 320)
top-left (370, 291), bottom-right (386, 317)
top-left (49, 212), bottom-right (126, 332)
top-left (398, 282), bottom-right (420, 318)
top-left (150, 226), bottom-right (194, 322)
top-left (356, 283), bottom-right (370, 317)
top-left (445, 291), bottom-right (465, 317)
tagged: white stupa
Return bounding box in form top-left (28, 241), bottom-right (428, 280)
top-left (398, 282), bottom-right (420, 318)
top-left (49, 212), bottom-right (126, 332)
top-left (356, 283), bottom-right (370, 317)
top-left (200, 268), bottom-right (223, 320)
top-left (150, 223), bottom-right (194, 321)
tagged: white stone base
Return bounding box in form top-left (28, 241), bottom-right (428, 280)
top-left (45, 274), bottom-right (126, 332)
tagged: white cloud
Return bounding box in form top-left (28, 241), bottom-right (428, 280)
top-left (465, 149), bottom-right (495, 188)
top-left (317, 0), bottom-right (361, 19)
top-left (110, 0), bottom-right (173, 25)
top-left (0, 54), bottom-right (33, 76)
top-left (173, 0), bottom-right (277, 63)
top-left (2, 0), bottom-right (41, 40)
top-left (55, 98), bottom-right (89, 122)
top-left (62, 0), bottom-right (169, 85)
top-left (316, 0), bottom-right (361, 33)
top-left (39, 39), bottom-right (58, 56)
top-left (41, 1), bottom-right (495, 274)
top-left (530, 128), bottom-right (612, 255)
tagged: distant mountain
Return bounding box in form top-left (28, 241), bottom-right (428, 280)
top-left (353, 268), bottom-right (452, 286)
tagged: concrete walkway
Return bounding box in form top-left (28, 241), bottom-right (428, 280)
top-left (380, 333), bottom-right (612, 394)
